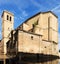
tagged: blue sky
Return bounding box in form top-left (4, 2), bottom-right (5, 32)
top-left (0, 0), bottom-right (60, 49)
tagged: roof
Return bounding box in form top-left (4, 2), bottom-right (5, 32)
top-left (1, 10), bottom-right (14, 17)
top-left (41, 11), bottom-right (58, 18)
top-left (24, 11), bottom-right (58, 23)
top-left (16, 11), bottom-right (58, 30)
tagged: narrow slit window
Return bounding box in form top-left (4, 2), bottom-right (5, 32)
top-left (10, 16), bottom-right (12, 21)
top-left (7, 15), bottom-right (9, 20)
top-left (31, 36), bottom-right (33, 40)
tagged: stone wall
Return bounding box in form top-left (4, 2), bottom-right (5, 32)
top-left (39, 12), bottom-right (58, 43)
top-left (18, 30), bottom-right (42, 54)
top-left (17, 30), bottom-right (58, 56)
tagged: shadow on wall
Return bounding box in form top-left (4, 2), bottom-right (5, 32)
top-left (0, 52), bottom-right (59, 64)
top-left (16, 52), bottom-right (59, 64)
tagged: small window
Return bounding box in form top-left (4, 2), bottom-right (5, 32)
top-left (8, 28), bottom-right (9, 30)
top-left (31, 36), bottom-right (33, 40)
top-left (45, 46), bottom-right (46, 48)
top-left (7, 15), bottom-right (9, 20)
top-left (10, 16), bottom-right (12, 21)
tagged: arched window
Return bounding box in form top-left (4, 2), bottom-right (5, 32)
top-left (7, 15), bottom-right (9, 20)
top-left (10, 16), bottom-right (12, 21)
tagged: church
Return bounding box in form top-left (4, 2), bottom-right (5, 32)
top-left (0, 10), bottom-right (59, 64)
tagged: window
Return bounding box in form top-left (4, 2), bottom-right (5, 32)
top-left (45, 46), bottom-right (46, 48)
top-left (7, 15), bottom-right (9, 20)
top-left (10, 16), bottom-right (12, 21)
top-left (31, 36), bottom-right (33, 40)
top-left (8, 28), bottom-right (9, 30)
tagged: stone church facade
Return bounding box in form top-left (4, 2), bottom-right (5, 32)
top-left (0, 10), bottom-right (59, 62)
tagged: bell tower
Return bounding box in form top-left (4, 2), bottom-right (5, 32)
top-left (1, 10), bottom-right (14, 54)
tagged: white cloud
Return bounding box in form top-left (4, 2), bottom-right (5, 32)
top-left (19, 16), bottom-right (24, 20)
top-left (30, 0), bottom-right (41, 8)
top-left (0, 0), bottom-right (12, 5)
top-left (13, 1), bottom-right (28, 20)
top-left (57, 10), bottom-right (60, 12)
top-left (51, 4), bottom-right (60, 12)
top-left (22, 11), bottom-right (28, 17)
